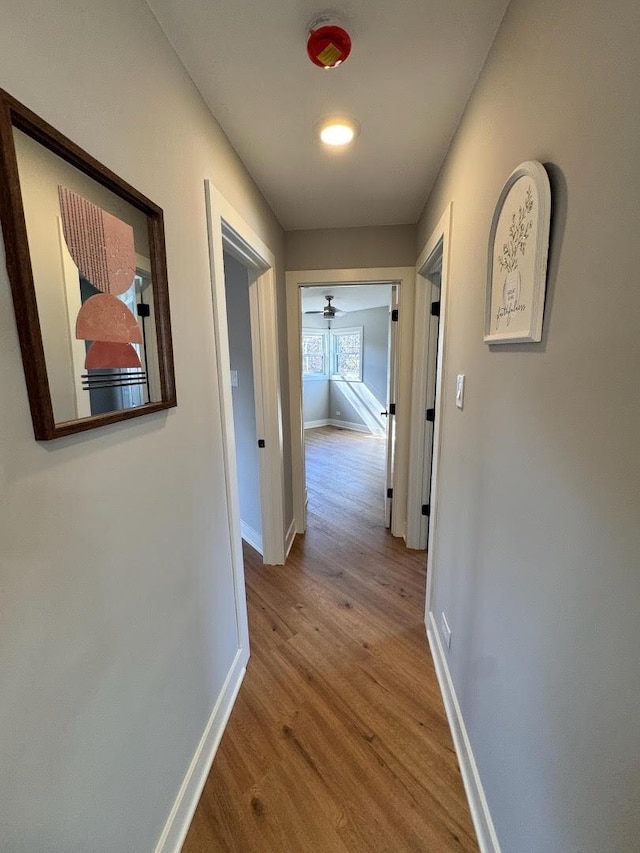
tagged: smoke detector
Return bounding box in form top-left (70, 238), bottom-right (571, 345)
top-left (307, 14), bottom-right (352, 69)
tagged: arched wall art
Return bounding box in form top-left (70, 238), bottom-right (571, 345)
top-left (0, 88), bottom-right (176, 439)
top-left (484, 160), bottom-right (551, 344)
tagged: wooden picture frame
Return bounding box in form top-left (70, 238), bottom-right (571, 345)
top-left (484, 160), bottom-right (551, 344)
top-left (0, 88), bottom-right (176, 440)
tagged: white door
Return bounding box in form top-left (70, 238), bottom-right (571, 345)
top-left (384, 286), bottom-right (399, 528)
top-left (419, 275), bottom-right (442, 543)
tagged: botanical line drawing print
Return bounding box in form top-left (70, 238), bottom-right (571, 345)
top-left (497, 185), bottom-right (534, 273)
top-left (484, 161), bottom-right (551, 344)
top-left (495, 184), bottom-right (534, 329)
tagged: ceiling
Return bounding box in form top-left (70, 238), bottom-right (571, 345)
top-left (146, 0), bottom-right (510, 231)
top-left (301, 283), bottom-right (392, 314)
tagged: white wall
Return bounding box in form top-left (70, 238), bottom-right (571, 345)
top-left (303, 380), bottom-right (330, 424)
top-left (0, 1), bottom-right (283, 850)
top-left (418, 0), bottom-right (640, 850)
top-left (224, 252), bottom-right (262, 545)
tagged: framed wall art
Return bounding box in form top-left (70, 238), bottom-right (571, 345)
top-left (0, 88), bottom-right (176, 440)
top-left (484, 160), bottom-right (551, 344)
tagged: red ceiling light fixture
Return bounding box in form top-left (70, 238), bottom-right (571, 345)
top-left (306, 14), bottom-right (352, 69)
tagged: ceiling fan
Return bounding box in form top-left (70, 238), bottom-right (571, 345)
top-left (304, 294), bottom-right (343, 318)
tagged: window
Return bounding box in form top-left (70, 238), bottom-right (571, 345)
top-left (302, 329), bottom-right (328, 379)
top-left (302, 326), bottom-right (363, 382)
top-left (331, 327), bottom-right (363, 382)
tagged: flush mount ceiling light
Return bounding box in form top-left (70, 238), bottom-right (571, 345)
top-left (318, 117), bottom-right (359, 147)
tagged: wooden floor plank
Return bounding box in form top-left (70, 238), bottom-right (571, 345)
top-left (182, 426), bottom-right (478, 852)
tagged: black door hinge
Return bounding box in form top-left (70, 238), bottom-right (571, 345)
top-left (421, 504), bottom-right (431, 517)
top-left (137, 303), bottom-right (150, 318)
top-left (391, 308), bottom-right (399, 322)
top-left (387, 488), bottom-right (393, 499)
top-left (426, 408), bottom-right (435, 422)
top-left (389, 403), bottom-right (396, 416)
top-left (430, 301), bottom-right (441, 317)
top-left (258, 439), bottom-right (265, 448)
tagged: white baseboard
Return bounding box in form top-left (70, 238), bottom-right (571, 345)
top-left (285, 517), bottom-right (296, 558)
top-left (328, 419), bottom-right (372, 434)
top-left (304, 419), bottom-right (330, 429)
top-left (154, 648), bottom-right (247, 853)
top-left (240, 520), bottom-right (263, 555)
top-left (304, 418), bottom-right (382, 435)
top-left (426, 611), bottom-right (501, 853)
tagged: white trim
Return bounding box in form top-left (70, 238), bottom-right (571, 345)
top-left (304, 418), bottom-right (331, 429)
top-left (205, 180), bottom-right (286, 567)
top-left (427, 612), bottom-right (501, 853)
top-left (328, 419), bottom-right (371, 433)
top-left (154, 650), bottom-right (247, 853)
top-left (285, 517), bottom-right (297, 558)
top-left (240, 521), bottom-right (263, 555)
top-left (204, 184), bottom-right (249, 654)
top-left (287, 267), bottom-right (415, 540)
top-left (304, 418), bottom-right (376, 434)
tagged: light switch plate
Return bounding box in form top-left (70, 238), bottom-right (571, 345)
top-left (230, 370), bottom-right (238, 387)
top-left (456, 374), bottom-right (465, 409)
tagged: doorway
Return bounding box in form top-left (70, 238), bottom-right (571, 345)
top-left (205, 180), bottom-right (286, 577)
top-left (300, 283), bottom-right (394, 529)
top-left (286, 266), bottom-right (416, 541)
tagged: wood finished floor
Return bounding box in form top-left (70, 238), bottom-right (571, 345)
top-left (183, 426), bottom-right (477, 852)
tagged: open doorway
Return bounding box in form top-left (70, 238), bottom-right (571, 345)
top-left (205, 180), bottom-right (286, 574)
top-left (300, 284), bottom-right (394, 530)
top-left (286, 266), bottom-right (416, 542)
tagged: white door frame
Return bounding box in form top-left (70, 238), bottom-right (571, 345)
top-left (405, 204), bottom-right (453, 609)
top-left (286, 267), bottom-right (415, 540)
top-left (205, 180), bottom-right (286, 573)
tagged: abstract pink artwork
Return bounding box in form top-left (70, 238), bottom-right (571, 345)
top-left (85, 341), bottom-right (141, 369)
top-left (59, 185), bottom-right (145, 374)
top-left (58, 186), bottom-right (136, 295)
top-left (76, 294), bottom-right (142, 344)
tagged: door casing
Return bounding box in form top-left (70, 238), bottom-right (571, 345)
top-left (406, 204), bottom-right (453, 612)
top-left (406, 239), bottom-right (445, 550)
top-left (205, 180), bottom-right (286, 595)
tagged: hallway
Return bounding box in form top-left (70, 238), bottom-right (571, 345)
top-left (183, 427), bottom-right (477, 851)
